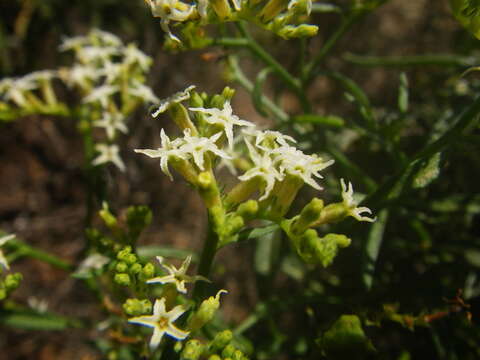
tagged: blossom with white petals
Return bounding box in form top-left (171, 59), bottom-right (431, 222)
top-left (180, 129), bottom-right (231, 170)
top-left (90, 28), bottom-right (122, 46)
top-left (128, 80), bottom-right (159, 104)
top-left (190, 101), bottom-right (254, 150)
top-left (83, 84), bottom-right (119, 108)
top-left (0, 234), bottom-right (15, 270)
top-left (144, 0), bottom-right (195, 42)
top-left (340, 179), bottom-right (376, 222)
top-left (93, 143), bottom-right (126, 171)
top-left (128, 297), bottom-right (189, 349)
top-left (152, 85), bottom-right (196, 117)
top-left (59, 35), bottom-right (89, 51)
top-left (135, 129), bottom-right (188, 180)
top-left (272, 145), bottom-right (334, 190)
top-left (124, 44), bottom-right (152, 71)
top-left (238, 139), bottom-right (284, 200)
top-left (0, 77), bottom-right (37, 107)
top-left (60, 65), bottom-right (102, 89)
top-left (77, 46), bottom-right (119, 64)
top-left (147, 255), bottom-right (209, 293)
top-left (94, 112), bottom-right (128, 139)
top-left (243, 128), bottom-right (296, 151)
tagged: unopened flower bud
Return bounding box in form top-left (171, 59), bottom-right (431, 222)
top-left (208, 356), bottom-right (222, 360)
top-left (210, 0), bottom-right (232, 20)
top-left (188, 290), bottom-right (227, 331)
top-left (236, 200), bottom-right (259, 220)
top-left (99, 202), bottom-right (117, 229)
top-left (292, 198), bottom-right (324, 234)
top-left (125, 254), bottom-right (137, 265)
top-left (115, 261), bottom-right (128, 273)
top-left (129, 263), bottom-right (142, 274)
top-left (116, 246), bottom-right (132, 260)
top-left (190, 91), bottom-right (204, 108)
top-left (209, 330), bottom-right (233, 352)
top-left (222, 344), bottom-right (236, 358)
top-left (142, 263), bottom-right (155, 278)
top-left (259, 0), bottom-right (289, 22)
top-left (4, 273), bottom-right (22, 291)
top-left (123, 298), bottom-right (153, 316)
top-left (181, 339), bottom-right (205, 359)
top-left (114, 273), bottom-right (131, 286)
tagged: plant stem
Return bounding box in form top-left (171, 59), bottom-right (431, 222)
top-left (343, 53), bottom-right (475, 68)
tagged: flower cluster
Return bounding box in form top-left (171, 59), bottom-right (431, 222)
top-left (143, 0), bottom-right (317, 46)
top-left (135, 86), bottom-right (375, 266)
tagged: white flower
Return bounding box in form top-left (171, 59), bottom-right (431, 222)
top-left (90, 29), bottom-right (123, 47)
top-left (238, 139), bottom-right (284, 200)
top-left (59, 35), bottom-right (89, 51)
top-left (340, 179), bottom-right (376, 222)
top-left (0, 77), bottom-right (37, 107)
top-left (93, 143), bottom-right (126, 171)
top-left (24, 70), bottom-right (57, 83)
top-left (243, 128), bottom-right (296, 151)
top-left (76, 253), bottom-right (110, 274)
top-left (180, 129), bottom-right (231, 170)
top-left (146, 255), bottom-right (209, 293)
top-left (128, 80), bottom-right (159, 104)
top-left (0, 234), bottom-right (15, 270)
top-left (134, 129), bottom-right (188, 180)
top-left (60, 65), bottom-right (102, 89)
top-left (151, 85), bottom-right (196, 117)
top-left (83, 84), bottom-right (119, 108)
top-left (190, 101), bottom-right (254, 150)
top-left (272, 146), bottom-right (334, 190)
top-left (94, 112), bottom-right (128, 139)
top-left (77, 46), bottom-right (119, 64)
top-left (124, 43), bottom-right (152, 71)
top-left (99, 60), bottom-right (125, 84)
top-left (128, 297), bottom-right (189, 349)
top-left (27, 297), bottom-right (49, 313)
top-left (145, 0), bottom-right (195, 42)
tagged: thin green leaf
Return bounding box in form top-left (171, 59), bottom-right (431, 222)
top-left (252, 67), bottom-right (274, 117)
top-left (0, 310), bottom-right (79, 331)
top-left (412, 152), bottom-right (441, 189)
top-left (293, 114), bottom-right (345, 128)
top-left (398, 72), bottom-right (409, 113)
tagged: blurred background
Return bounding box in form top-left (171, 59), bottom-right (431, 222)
top-left (1, 0), bottom-right (480, 359)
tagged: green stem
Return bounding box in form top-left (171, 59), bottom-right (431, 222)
top-left (234, 23), bottom-right (311, 113)
top-left (343, 53), bottom-right (475, 68)
top-left (226, 56), bottom-right (289, 122)
top-left (8, 239), bottom-right (73, 271)
top-left (192, 211), bottom-right (221, 301)
top-left (303, 11), bottom-right (362, 83)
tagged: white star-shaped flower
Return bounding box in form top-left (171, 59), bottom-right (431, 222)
top-left (272, 145), bottom-right (334, 190)
top-left (190, 101), bottom-right (254, 150)
top-left (60, 65), bottom-right (102, 89)
top-left (238, 139), bottom-right (284, 200)
top-left (124, 43), bottom-right (152, 71)
top-left (83, 84), bottom-right (119, 108)
top-left (146, 255), bottom-right (209, 293)
top-left (59, 35), bottom-right (89, 52)
top-left (92, 143), bottom-right (126, 171)
top-left (0, 77), bottom-right (37, 107)
top-left (151, 85), bottom-right (195, 117)
top-left (90, 29), bottom-right (123, 47)
top-left (0, 234), bottom-right (15, 270)
top-left (340, 179), bottom-right (376, 222)
top-left (128, 80), bottom-right (159, 104)
top-left (77, 46), bottom-right (119, 64)
top-left (180, 129), bottom-right (231, 170)
top-left (243, 128), bottom-right (296, 151)
top-left (128, 297), bottom-right (189, 349)
top-left (145, 0), bottom-right (195, 42)
top-left (94, 112), bottom-right (128, 139)
top-left (134, 129), bottom-right (188, 180)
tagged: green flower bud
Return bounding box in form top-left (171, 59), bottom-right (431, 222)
top-left (221, 87), bottom-right (235, 102)
top-left (236, 200), bottom-right (259, 220)
top-left (210, 94), bottom-right (226, 110)
top-left (126, 205), bottom-right (152, 237)
top-left (4, 273), bottom-right (22, 291)
top-left (208, 356), bottom-right (222, 360)
top-left (259, 0), bottom-right (289, 22)
top-left (181, 339), bottom-right (205, 360)
top-left (169, 103), bottom-right (198, 135)
top-left (279, 24), bottom-right (318, 39)
top-left (209, 330), bottom-right (233, 352)
top-left (225, 215), bottom-right (244, 236)
top-left (188, 290), bottom-right (227, 331)
top-left (222, 344), bottom-right (236, 358)
top-left (114, 273), bottom-right (131, 286)
top-left (210, 0), bottom-right (232, 20)
top-left (232, 350), bottom-right (245, 360)
top-left (115, 261), bottom-right (128, 273)
top-left (190, 91), bottom-right (204, 108)
top-left (291, 198), bottom-right (324, 234)
top-left (124, 253), bottom-right (137, 265)
top-left (129, 263), bottom-right (142, 274)
top-left (123, 298), bottom-right (152, 316)
top-left (99, 202), bottom-right (117, 229)
top-left (142, 263), bottom-right (155, 278)
top-left (116, 246), bottom-right (132, 260)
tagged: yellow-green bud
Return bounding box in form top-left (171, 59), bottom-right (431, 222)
top-left (117, 246), bottom-right (132, 260)
top-left (222, 344), bottom-right (236, 358)
top-left (210, 95), bottom-right (226, 110)
top-left (211, 0), bottom-right (232, 20)
top-left (225, 215), bottom-right (244, 236)
top-left (259, 0), bottom-right (289, 22)
top-left (190, 91), bottom-right (204, 108)
top-left (129, 263), bottom-right (142, 274)
top-left (99, 202), bottom-right (117, 229)
top-left (124, 254), bottom-right (137, 265)
top-left (123, 298), bottom-right (153, 316)
top-left (209, 330), bottom-right (233, 352)
top-left (188, 290), bottom-right (227, 331)
top-left (236, 200), bottom-right (259, 220)
top-left (115, 261), bottom-right (128, 273)
top-left (142, 263), bottom-right (155, 278)
top-left (292, 198), bottom-right (324, 234)
top-left (198, 171), bottom-right (213, 189)
top-left (208, 356), bottom-right (222, 360)
top-left (4, 273), bottom-right (22, 291)
top-left (221, 87), bottom-right (235, 101)
top-left (232, 350), bottom-right (245, 360)
top-left (316, 203), bottom-right (348, 226)
top-left (114, 273), bottom-right (131, 286)
top-left (181, 339), bottom-right (205, 360)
